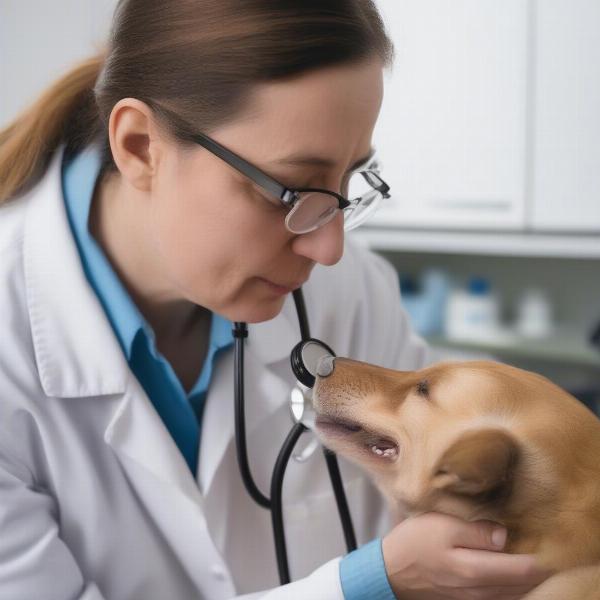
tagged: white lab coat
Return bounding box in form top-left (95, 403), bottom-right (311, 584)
top-left (0, 148), bottom-right (428, 600)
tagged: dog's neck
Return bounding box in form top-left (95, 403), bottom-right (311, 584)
top-left (505, 484), bottom-right (600, 570)
top-left (506, 435), bottom-right (600, 570)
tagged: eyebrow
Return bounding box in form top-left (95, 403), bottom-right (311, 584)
top-left (271, 147), bottom-right (375, 173)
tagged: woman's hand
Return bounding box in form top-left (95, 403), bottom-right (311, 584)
top-left (382, 512), bottom-right (553, 600)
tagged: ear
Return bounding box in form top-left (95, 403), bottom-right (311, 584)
top-left (431, 429), bottom-right (519, 497)
top-left (108, 98), bottom-right (164, 193)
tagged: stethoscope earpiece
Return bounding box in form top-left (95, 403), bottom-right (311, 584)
top-left (290, 338), bottom-right (336, 388)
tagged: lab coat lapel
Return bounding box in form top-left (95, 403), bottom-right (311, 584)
top-left (104, 377), bottom-right (203, 506)
top-left (104, 378), bottom-right (237, 596)
top-left (24, 147), bottom-right (128, 398)
top-left (199, 296), bottom-right (300, 496)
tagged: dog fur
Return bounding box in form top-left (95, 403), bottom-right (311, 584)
top-left (312, 359), bottom-right (600, 599)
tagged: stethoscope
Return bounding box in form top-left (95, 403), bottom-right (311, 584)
top-left (232, 288), bottom-right (356, 585)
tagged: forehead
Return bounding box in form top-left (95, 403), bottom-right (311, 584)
top-left (212, 59), bottom-right (384, 166)
top-left (424, 365), bottom-right (521, 414)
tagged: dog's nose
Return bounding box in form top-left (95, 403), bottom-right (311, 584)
top-left (317, 355), bottom-right (336, 378)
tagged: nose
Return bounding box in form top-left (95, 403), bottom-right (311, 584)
top-left (291, 211), bottom-right (344, 266)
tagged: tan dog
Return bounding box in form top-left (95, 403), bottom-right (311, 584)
top-left (312, 359), bottom-right (600, 599)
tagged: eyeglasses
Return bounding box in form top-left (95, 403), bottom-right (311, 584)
top-left (190, 131), bottom-right (391, 234)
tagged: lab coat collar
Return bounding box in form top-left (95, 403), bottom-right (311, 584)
top-left (24, 147), bottom-right (129, 398)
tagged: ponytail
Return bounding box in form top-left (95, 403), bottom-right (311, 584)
top-left (0, 54), bottom-right (104, 204)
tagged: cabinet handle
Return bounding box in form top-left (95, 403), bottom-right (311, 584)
top-left (427, 199), bottom-right (513, 212)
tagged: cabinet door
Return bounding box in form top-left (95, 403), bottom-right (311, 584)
top-left (370, 0), bottom-right (529, 230)
top-left (531, 0), bottom-right (600, 232)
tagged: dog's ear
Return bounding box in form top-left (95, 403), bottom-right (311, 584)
top-left (431, 429), bottom-right (519, 497)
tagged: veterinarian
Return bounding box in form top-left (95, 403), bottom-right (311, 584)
top-left (0, 1), bottom-right (552, 598)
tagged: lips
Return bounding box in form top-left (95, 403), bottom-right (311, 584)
top-left (316, 416), bottom-right (363, 434)
top-left (259, 277), bottom-right (306, 293)
top-left (315, 415), bottom-right (399, 461)
top-left (276, 279), bottom-right (306, 290)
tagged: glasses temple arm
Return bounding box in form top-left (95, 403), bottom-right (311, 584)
top-left (191, 132), bottom-right (291, 202)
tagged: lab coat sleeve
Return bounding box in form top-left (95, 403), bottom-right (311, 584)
top-left (0, 445), bottom-right (107, 600)
top-left (234, 557), bottom-right (343, 600)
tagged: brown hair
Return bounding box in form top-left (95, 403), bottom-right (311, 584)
top-left (0, 0), bottom-right (393, 204)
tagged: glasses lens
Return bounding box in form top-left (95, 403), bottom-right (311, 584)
top-left (341, 170), bottom-right (386, 231)
top-left (346, 170), bottom-right (374, 201)
top-left (285, 192), bottom-right (339, 234)
top-left (343, 188), bottom-right (384, 231)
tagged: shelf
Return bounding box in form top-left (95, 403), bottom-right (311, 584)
top-left (426, 331), bottom-right (600, 368)
top-left (349, 227), bottom-right (600, 259)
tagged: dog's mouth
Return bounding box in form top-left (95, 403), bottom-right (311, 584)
top-left (315, 415), bottom-right (399, 461)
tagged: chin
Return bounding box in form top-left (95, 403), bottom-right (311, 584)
top-left (221, 296), bottom-right (286, 324)
top-left (244, 301), bottom-right (286, 324)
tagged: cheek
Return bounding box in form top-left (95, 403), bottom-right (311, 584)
top-left (150, 163), bottom-right (288, 307)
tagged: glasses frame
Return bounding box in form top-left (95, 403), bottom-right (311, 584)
top-left (189, 131), bottom-right (390, 230)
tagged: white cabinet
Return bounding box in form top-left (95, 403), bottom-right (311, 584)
top-left (370, 0), bottom-right (600, 234)
top-left (371, 0), bottom-right (529, 230)
top-left (531, 0), bottom-right (600, 232)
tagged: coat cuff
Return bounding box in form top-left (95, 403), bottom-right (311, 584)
top-left (339, 538), bottom-right (396, 599)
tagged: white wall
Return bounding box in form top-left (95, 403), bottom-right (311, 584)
top-left (0, 0), bottom-right (117, 128)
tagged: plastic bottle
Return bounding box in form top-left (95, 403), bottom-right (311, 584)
top-left (515, 289), bottom-right (553, 339)
top-left (445, 276), bottom-right (501, 341)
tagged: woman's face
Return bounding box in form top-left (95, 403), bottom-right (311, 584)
top-left (150, 59), bottom-right (384, 323)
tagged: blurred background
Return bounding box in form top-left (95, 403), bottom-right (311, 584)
top-left (1, 0), bottom-right (599, 415)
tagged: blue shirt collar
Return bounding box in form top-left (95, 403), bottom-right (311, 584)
top-left (62, 144), bottom-right (151, 358)
top-left (62, 144), bottom-right (232, 363)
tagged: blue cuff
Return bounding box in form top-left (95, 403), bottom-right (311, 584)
top-left (339, 538), bottom-right (396, 599)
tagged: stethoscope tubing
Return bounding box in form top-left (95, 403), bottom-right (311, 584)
top-left (233, 288), bottom-right (357, 585)
top-left (232, 322), bottom-right (270, 507)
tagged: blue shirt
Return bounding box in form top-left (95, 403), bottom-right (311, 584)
top-left (61, 145), bottom-right (233, 475)
top-left (61, 144), bottom-right (393, 599)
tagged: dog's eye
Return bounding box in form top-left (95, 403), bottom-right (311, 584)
top-left (416, 379), bottom-right (429, 397)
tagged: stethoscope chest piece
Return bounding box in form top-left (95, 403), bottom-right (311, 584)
top-left (290, 383), bottom-right (314, 426)
top-left (290, 338), bottom-right (336, 389)
top-left (289, 338), bottom-right (336, 461)
top-left (289, 384), bottom-right (320, 461)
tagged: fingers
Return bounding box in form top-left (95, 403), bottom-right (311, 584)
top-left (450, 548), bottom-right (554, 588)
top-left (449, 518), bottom-right (507, 551)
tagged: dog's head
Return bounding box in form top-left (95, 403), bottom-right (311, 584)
top-left (312, 359), bottom-right (600, 543)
